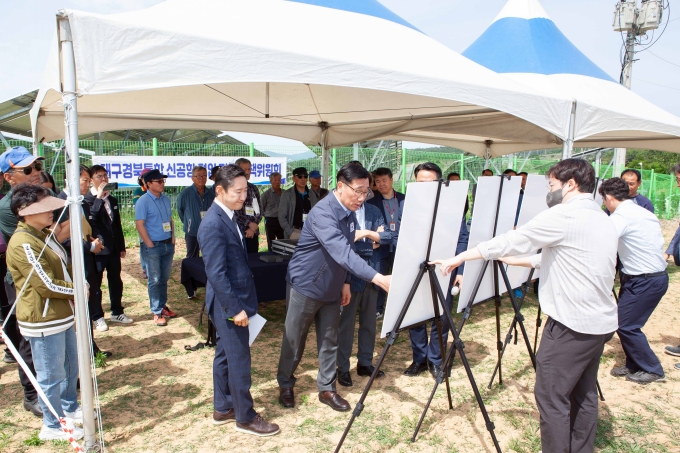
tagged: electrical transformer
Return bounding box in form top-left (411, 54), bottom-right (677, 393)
top-left (637, 0), bottom-right (663, 32)
top-left (613, 1), bottom-right (637, 32)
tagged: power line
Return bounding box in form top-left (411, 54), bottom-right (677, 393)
top-left (636, 78), bottom-right (680, 91)
top-left (649, 50), bottom-right (680, 68)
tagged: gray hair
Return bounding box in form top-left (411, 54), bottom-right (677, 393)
top-left (269, 172), bottom-right (282, 181)
top-left (235, 158), bottom-right (251, 166)
top-left (192, 166), bottom-right (207, 176)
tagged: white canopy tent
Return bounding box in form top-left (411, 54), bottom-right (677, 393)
top-left (30, 0), bottom-right (580, 164)
top-left (463, 0), bottom-right (680, 157)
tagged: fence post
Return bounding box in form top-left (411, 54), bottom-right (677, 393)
top-left (401, 147), bottom-right (407, 193)
top-left (513, 155), bottom-right (517, 171)
top-left (332, 148), bottom-right (337, 188)
top-left (249, 142), bottom-right (255, 157)
top-left (38, 143), bottom-right (44, 157)
top-left (460, 154), bottom-right (465, 180)
top-left (152, 138), bottom-right (158, 157)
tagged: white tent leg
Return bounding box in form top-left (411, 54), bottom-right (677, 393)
top-left (562, 100), bottom-right (577, 160)
top-left (484, 140), bottom-right (491, 169)
top-left (320, 127), bottom-right (329, 189)
top-left (58, 12), bottom-right (98, 450)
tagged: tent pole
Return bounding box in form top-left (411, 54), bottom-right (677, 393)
top-left (58, 12), bottom-right (98, 449)
top-left (562, 100), bottom-right (577, 160)
top-left (484, 140), bottom-right (492, 170)
top-left (320, 126), bottom-right (329, 189)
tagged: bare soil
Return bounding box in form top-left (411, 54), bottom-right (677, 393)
top-left (2, 222), bottom-right (680, 452)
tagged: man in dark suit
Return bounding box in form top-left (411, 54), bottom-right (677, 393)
top-left (84, 165), bottom-right (132, 326)
top-left (197, 164), bottom-right (279, 437)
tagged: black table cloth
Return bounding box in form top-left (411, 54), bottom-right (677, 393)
top-left (180, 252), bottom-right (289, 303)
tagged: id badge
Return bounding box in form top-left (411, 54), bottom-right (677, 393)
top-left (302, 213), bottom-right (308, 222)
top-left (162, 222), bottom-right (172, 233)
top-left (200, 211), bottom-right (207, 219)
top-left (389, 222), bottom-right (396, 232)
top-left (245, 205), bottom-right (255, 216)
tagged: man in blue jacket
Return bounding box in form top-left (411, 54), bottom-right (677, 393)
top-left (198, 165), bottom-right (279, 437)
top-left (337, 199), bottom-right (393, 387)
top-left (399, 163), bottom-right (469, 380)
top-left (277, 163), bottom-right (391, 412)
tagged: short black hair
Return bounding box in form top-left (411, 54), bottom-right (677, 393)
top-left (547, 158), bottom-right (596, 193)
top-left (11, 183), bottom-right (51, 222)
top-left (518, 172), bottom-right (528, 176)
top-left (620, 169), bottom-right (641, 182)
top-left (337, 163), bottom-right (370, 185)
top-left (672, 163), bottom-right (680, 175)
top-left (234, 158), bottom-right (251, 167)
top-left (214, 164), bottom-right (247, 191)
top-left (447, 172), bottom-right (461, 179)
top-left (79, 164), bottom-right (91, 177)
top-left (90, 165), bottom-right (107, 176)
top-left (503, 169), bottom-right (517, 176)
top-left (374, 167), bottom-right (393, 179)
top-left (414, 162), bottom-right (442, 179)
top-left (482, 169), bottom-right (493, 176)
top-left (40, 171), bottom-right (57, 192)
top-left (348, 160), bottom-right (363, 167)
top-left (599, 177), bottom-right (631, 202)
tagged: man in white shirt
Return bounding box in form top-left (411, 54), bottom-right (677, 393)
top-left (600, 177), bottom-right (667, 384)
top-left (432, 159), bottom-right (617, 453)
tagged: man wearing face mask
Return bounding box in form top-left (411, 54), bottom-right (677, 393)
top-left (432, 159), bottom-right (618, 453)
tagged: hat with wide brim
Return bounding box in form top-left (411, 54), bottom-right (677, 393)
top-left (18, 196), bottom-right (66, 216)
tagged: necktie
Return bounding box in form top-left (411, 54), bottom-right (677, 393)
top-left (230, 214), bottom-right (246, 250)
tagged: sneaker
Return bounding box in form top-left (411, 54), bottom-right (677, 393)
top-left (161, 306), bottom-right (177, 319)
top-left (93, 317), bottom-right (108, 332)
top-left (3, 350), bottom-right (16, 363)
top-left (154, 314), bottom-right (167, 327)
top-left (665, 345), bottom-right (680, 357)
top-left (64, 405), bottom-right (98, 425)
top-left (187, 293), bottom-right (196, 300)
top-left (376, 311), bottom-right (383, 319)
top-left (625, 370), bottom-right (666, 385)
top-left (110, 313), bottom-right (134, 324)
top-left (610, 365), bottom-right (634, 377)
top-left (39, 423), bottom-right (84, 441)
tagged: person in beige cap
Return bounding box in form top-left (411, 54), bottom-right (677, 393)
top-left (6, 183), bottom-right (87, 442)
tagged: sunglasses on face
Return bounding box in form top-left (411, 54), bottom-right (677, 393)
top-left (151, 179), bottom-right (166, 184)
top-left (295, 174), bottom-right (308, 179)
top-left (11, 161), bottom-right (43, 175)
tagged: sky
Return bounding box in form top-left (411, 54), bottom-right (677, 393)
top-left (2, 0), bottom-right (679, 149)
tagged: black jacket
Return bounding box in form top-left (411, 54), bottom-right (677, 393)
top-left (57, 191), bottom-right (96, 278)
top-left (83, 192), bottom-right (126, 255)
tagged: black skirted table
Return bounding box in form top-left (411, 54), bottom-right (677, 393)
top-left (180, 252), bottom-right (289, 303)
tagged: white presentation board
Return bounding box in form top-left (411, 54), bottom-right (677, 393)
top-left (456, 176), bottom-right (522, 312)
top-left (381, 181), bottom-right (469, 338)
top-left (503, 175), bottom-right (549, 291)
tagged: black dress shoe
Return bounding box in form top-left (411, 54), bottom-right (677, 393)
top-left (278, 387), bottom-right (295, 408)
top-left (403, 361), bottom-right (428, 376)
top-left (357, 365), bottom-right (385, 378)
top-left (23, 398), bottom-right (43, 417)
top-left (3, 350), bottom-right (16, 364)
top-left (337, 369), bottom-right (353, 387)
top-left (318, 391), bottom-right (351, 412)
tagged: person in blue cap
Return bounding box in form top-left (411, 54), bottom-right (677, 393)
top-left (0, 146), bottom-right (46, 418)
top-left (309, 170), bottom-right (329, 200)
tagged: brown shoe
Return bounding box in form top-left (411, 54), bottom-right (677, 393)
top-left (318, 391), bottom-right (351, 412)
top-left (154, 314), bottom-right (167, 326)
top-left (235, 414), bottom-right (280, 437)
top-left (278, 387), bottom-right (295, 408)
top-left (212, 408), bottom-right (235, 426)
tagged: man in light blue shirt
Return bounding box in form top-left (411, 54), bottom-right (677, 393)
top-left (135, 169), bottom-right (178, 326)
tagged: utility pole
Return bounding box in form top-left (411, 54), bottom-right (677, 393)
top-left (612, 0), bottom-right (663, 175)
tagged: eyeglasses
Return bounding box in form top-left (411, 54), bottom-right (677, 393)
top-left (294, 174), bottom-right (308, 179)
top-left (11, 161), bottom-right (42, 175)
top-left (93, 173), bottom-right (108, 180)
top-left (345, 184), bottom-right (371, 199)
top-left (151, 179), bottom-right (166, 184)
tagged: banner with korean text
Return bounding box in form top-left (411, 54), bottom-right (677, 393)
top-left (91, 156), bottom-right (287, 187)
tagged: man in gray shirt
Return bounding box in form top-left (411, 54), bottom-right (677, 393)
top-left (260, 172), bottom-right (284, 251)
top-left (433, 159), bottom-right (617, 453)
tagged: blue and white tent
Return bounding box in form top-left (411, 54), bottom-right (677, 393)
top-left (464, 0), bottom-right (680, 154)
top-left (31, 0), bottom-right (576, 157)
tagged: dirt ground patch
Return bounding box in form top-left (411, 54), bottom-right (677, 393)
top-left (2, 221), bottom-right (680, 452)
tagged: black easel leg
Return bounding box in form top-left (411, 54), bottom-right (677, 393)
top-left (493, 261), bottom-right (503, 386)
top-left (533, 306), bottom-right (542, 356)
top-left (597, 380), bottom-right (605, 401)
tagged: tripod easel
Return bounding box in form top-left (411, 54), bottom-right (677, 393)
top-left (334, 180), bottom-right (501, 453)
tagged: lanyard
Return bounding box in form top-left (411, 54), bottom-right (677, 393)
top-left (153, 195), bottom-right (170, 222)
top-left (383, 196), bottom-right (397, 220)
top-left (298, 189), bottom-right (309, 214)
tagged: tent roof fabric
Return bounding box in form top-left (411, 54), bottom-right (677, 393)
top-left (288, 0), bottom-right (419, 31)
top-left (31, 0), bottom-right (577, 157)
top-left (463, 0), bottom-right (680, 153)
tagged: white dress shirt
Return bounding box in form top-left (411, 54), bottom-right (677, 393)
top-left (610, 200), bottom-right (667, 275)
top-left (477, 193), bottom-right (618, 335)
top-left (214, 199), bottom-right (243, 242)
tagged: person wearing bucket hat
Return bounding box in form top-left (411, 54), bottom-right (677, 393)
top-left (0, 146), bottom-right (45, 418)
top-left (135, 169), bottom-right (178, 326)
top-left (5, 183), bottom-right (86, 442)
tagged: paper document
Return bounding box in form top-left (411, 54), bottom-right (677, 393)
top-left (249, 314), bottom-right (266, 346)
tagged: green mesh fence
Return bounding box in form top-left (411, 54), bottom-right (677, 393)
top-left (6, 139), bottom-right (680, 224)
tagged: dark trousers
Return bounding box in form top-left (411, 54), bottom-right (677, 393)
top-left (277, 285), bottom-right (340, 392)
top-left (245, 236), bottom-right (259, 254)
top-left (88, 253), bottom-right (124, 318)
top-left (535, 318), bottom-right (613, 453)
top-left (2, 279), bottom-right (37, 401)
top-left (264, 217), bottom-right (284, 251)
top-left (376, 252), bottom-right (394, 313)
top-left (337, 285), bottom-right (378, 373)
top-left (185, 235), bottom-right (200, 259)
top-left (617, 273), bottom-right (667, 375)
top-left (209, 300), bottom-right (256, 424)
